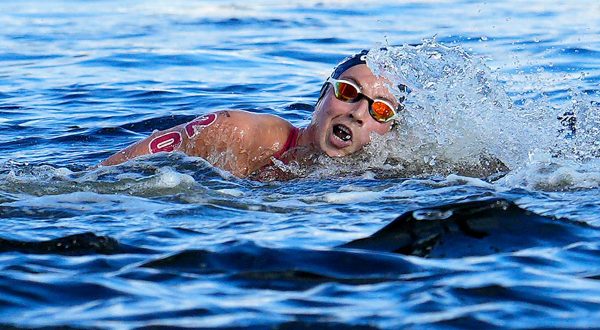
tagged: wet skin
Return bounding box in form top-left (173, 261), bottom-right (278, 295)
top-left (297, 64), bottom-right (399, 157)
top-left (101, 64), bottom-right (399, 178)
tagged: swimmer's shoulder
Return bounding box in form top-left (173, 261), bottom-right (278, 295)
top-left (222, 110), bottom-right (296, 169)
top-left (209, 110), bottom-right (295, 144)
top-left (213, 110), bottom-right (292, 127)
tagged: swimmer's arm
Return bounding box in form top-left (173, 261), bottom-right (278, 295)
top-left (99, 111), bottom-right (286, 177)
top-left (100, 112), bottom-right (220, 167)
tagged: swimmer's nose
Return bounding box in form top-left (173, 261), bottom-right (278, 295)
top-left (348, 98), bottom-right (370, 125)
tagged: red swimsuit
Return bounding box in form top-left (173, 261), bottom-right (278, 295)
top-left (271, 126), bottom-right (299, 162)
top-left (251, 126), bottom-right (300, 178)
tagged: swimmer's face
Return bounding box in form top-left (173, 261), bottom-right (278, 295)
top-left (311, 64), bottom-right (398, 157)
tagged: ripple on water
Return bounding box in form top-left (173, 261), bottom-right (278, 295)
top-left (0, 0), bottom-right (600, 328)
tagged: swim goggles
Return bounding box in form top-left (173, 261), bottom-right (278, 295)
top-left (326, 77), bottom-right (403, 123)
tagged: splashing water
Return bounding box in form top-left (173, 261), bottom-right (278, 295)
top-left (364, 40), bottom-right (554, 172)
top-left (293, 40), bottom-right (600, 189)
top-left (296, 39), bottom-right (599, 190)
top-left (2, 2), bottom-right (600, 328)
top-left (0, 154), bottom-right (209, 198)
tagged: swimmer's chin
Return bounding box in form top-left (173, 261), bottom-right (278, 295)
top-left (321, 143), bottom-right (358, 158)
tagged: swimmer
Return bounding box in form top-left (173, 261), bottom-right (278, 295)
top-left (101, 50), bottom-right (405, 178)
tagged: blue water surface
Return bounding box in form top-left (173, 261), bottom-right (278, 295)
top-left (1, 0), bottom-right (600, 329)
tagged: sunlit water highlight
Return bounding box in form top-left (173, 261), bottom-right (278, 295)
top-left (1, 0), bottom-right (600, 329)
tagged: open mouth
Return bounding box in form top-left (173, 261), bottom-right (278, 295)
top-left (333, 124), bottom-right (352, 142)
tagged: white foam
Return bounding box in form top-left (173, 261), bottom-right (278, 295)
top-left (143, 167), bottom-right (195, 189)
top-left (322, 191), bottom-right (385, 204)
top-left (0, 159), bottom-right (200, 198)
top-left (497, 159), bottom-right (600, 191)
top-left (2, 191), bottom-right (166, 213)
top-left (217, 189), bottom-right (245, 197)
top-left (445, 174), bottom-right (497, 189)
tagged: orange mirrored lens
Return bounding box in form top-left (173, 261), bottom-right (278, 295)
top-left (371, 101), bottom-right (395, 121)
top-left (336, 82), bottom-right (359, 101)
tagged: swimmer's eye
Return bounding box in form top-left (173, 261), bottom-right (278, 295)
top-left (371, 101), bottom-right (395, 122)
top-left (335, 81), bottom-right (360, 102)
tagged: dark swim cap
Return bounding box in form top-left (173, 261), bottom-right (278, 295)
top-left (330, 49), bottom-right (370, 79)
top-left (318, 49), bottom-right (369, 100)
top-left (318, 48), bottom-right (408, 103)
